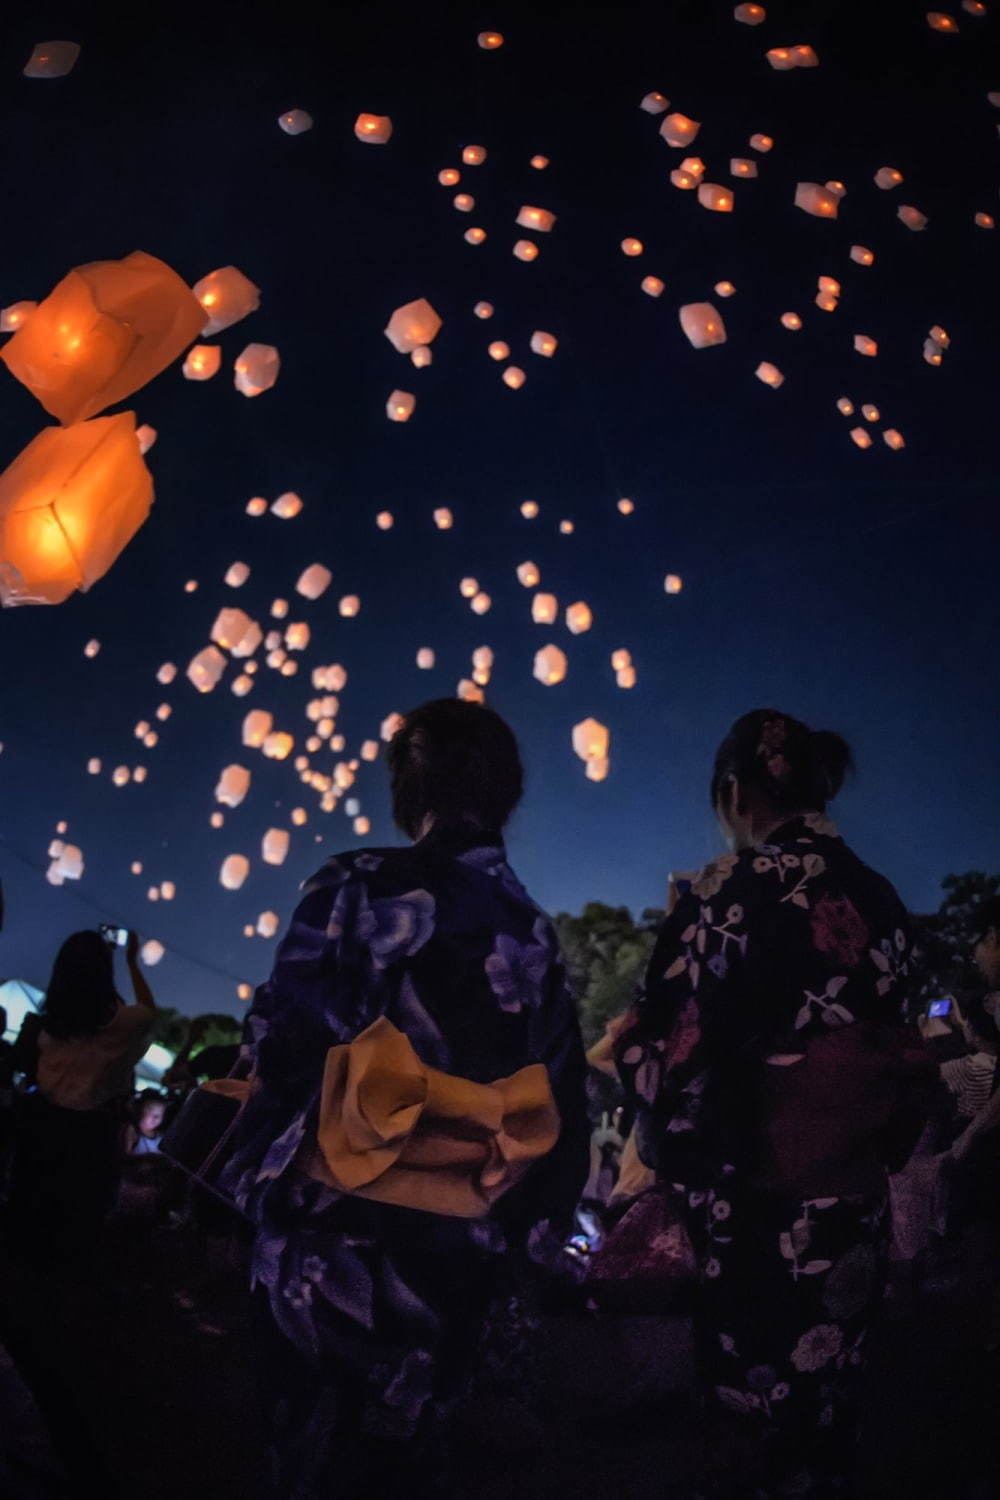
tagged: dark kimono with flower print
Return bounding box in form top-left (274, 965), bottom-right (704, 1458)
top-left (616, 816), bottom-right (916, 1498)
top-left (221, 825), bottom-right (588, 1491)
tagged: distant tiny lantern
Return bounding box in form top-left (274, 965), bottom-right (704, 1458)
top-left (850, 427), bottom-right (873, 449)
top-left (411, 345), bottom-right (432, 368)
top-left (474, 301), bottom-right (494, 319)
top-left (621, 237), bottom-right (644, 256)
top-left (246, 496), bottom-right (267, 516)
top-left (463, 145), bottom-right (487, 165)
top-left (257, 912), bottom-right (280, 939)
top-left (464, 228), bottom-right (487, 245)
top-left (478, 30), bottom-right (504, 48)
top-left (517, 206), bottom-right (556, 232)
top-left (533, 645), bottom-right (567, 685)
top-left (278, 109), bottom-right (312, 135)
top-left (730, 158), bottom-right (758, 178)
top-left (975, 212), bottom-right (995, 229)
top-left (530, 330), bottom-right (558, 356)
top-left (572, 718), bottom-right (610, 763)
top-left (237, 984), bottom-right (252, 1002)
top-left (271, 598), bottom-right (288, 618)
top-left (679, 302), bottom-right (727, 349)
top-left (339, 594), bottom-right (360, 617)
top-left (296, 563), bottom-right (331, 600)
top-left (234, 343), bottom-right (280, 397)
top-left (488, 340), bottom-right (510, 361)
top-left (513, 240), bottom-right (539, 261)
top-left (735, 3), bottom-right (767, 20)
top-left (671, 168), bottom-right (697, 190)
top-left (453, 193), bottom-right (475, 212)
top-left (212, 608), bottom-right (261, 657)
top-left (836, 397), bottom-right (855, 416)
top-left (929, 325), bottom-right (950, 349)
top-left (184, 579), bottom-right (198, 593)
top-left (818, 276), bottom-right (841, 297)
top-left (263, 732), bottom-right (294, 761)
top-left (781, 312), bottom-right (803, 330)
top-left (231, 674), bottom-right (253, 697)
top-left (611, 649), bottom-right (632, 672)
top-left (699, 183), bottom-right (734, 212)
top-left (361, 741), bottom-right (379, 762)
top-left (354, 113), bottom-right (393, 144)
top-left (24, 41), bottom-right (81, 77)
top-left (387, 389), bottom-right (416, 422)
top-left (157, 662), bottom-right (177, 685)
top-left (660, 113), bottom-right (700, 148)
top-left (862, 403), bottom-right (880, 422)
top-left (503, 366), bottom-right (526, 389)
top-left (664, 574), bottom-right (683, 594)
top-left (853, 334), bottom-right (878, 357)
top-left (209, 813), bottom-right (224, 830)
top-left (795, 182), bottom-right (838, 218)
top-left (88, 757), bottom-right (101, 774)
top-left (193, 266), bottom-right (260, 336)
top-left (963, 1), bottom-right (986, 12)
top-left (883, 428), bottom-right (905, 450)
top-left (642, 276), bottom-right (665, 297)
top-left (1, 302), bottom-right (37, 332)
top-left (874, 166), bottom-right (903, 190)
top-left (850, 245), bottom-right (875, 266)
top-left (532, 592), bottom-right (558, 624)
top-left (417, 647), bottom-right (435, 669)
top-left (640, 91), bottom-right (670, 113)
top-left (521, 500), bottom-right (539, 518)
top-left (618, 498), bottom-right (635, 515)
top-left (242, 709), bottom-right (273, 748)
top-left (566, 601), bottom-right (593, 634)
top-left (376, 510), bottom-right (394, 529)
top-left (471, 591), bottom-right (492, 615)
top-left (460, 577), bottom-right (479, 598)
top-left (755, 362), bottom-right (784, 388)
top-left (187, 645), bottom-right (227, 693)
top-left (84, 638), bottom-right (100, 658)
top-left (517, 561), bottom-right (541, 587)
top-left (112, 766), bottom-right (131, 788)
top-left (926, 12), bottom-right (959, 31)
top-left (715, 280), bottom-right (736, 297)
top-left (215, 765), bottom-right (251, 808)
top-left (284, 621), bottom-right (310, 651)
top-left (434, 507), bottom-right (453, 529)
top-left (438, 168), bottom-right (460, 186)
top-left (530, 155), bottom-right (549, 170)
top-left (815, 291), bottom-right (839, 313)
top-left (457, 679), bottom-right (484, 703)
top-left (897, 205), bottom-right (927, 231)
top-left (225, 561), bottom-right (250, 588)
top-left (221, 855), bottom-right (250, 890)
top-left (559, 520), bottom-right (575, 535)
top-left (616, 666), bottom-right (637, 690)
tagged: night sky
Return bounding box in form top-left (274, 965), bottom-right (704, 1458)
top-left (0, 1), bottom-right (997, 1018)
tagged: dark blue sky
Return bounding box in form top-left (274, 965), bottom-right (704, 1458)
top-left (1, 1), bottom-right (997, 1017)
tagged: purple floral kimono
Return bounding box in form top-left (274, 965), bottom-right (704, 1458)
top-left (222, 824), bottom-right (587, 1487)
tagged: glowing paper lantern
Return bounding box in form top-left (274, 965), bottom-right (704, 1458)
top-left (517, 561), bottom-right (540, 587)
top-left (679, 302), bottom-right (727, 349)
top-left (157, 662), bottom-right (176, 685)
top-left (664, 574), bottom-right (683, 594)
top-left (862, 403), bottom-right (880, 422)
top-left (1, 251), bottom-right (204, 426)
top-left (975, 212), bottom-right (995, 229)
top-left (84, 638), bottom-right (100, 658)
top-left (225, 561), bottom-right (250, 588)
top-left (0, 412), bottom-right (153, 606)
top-left (416, 647), bottom-right (435, 669)
top-left (187, 646), bottom-right (226, 693)
top-left (850, 245), bottom-right (875, 266)
top-left (46, 843), bottom-right (84, 885)
top-left (513, 241), bottom-right (539, 262)
top-left (192, 266), bottom-right (260, 337)
top-left (530, 155), bottom-right (549, 170)
top-left (795, 183), bottom-right (838, 218)
top-left (376, 510), bottom-right (394, 530)
top-left (641, 92), bottom-right (669, 113)
top-left (278, 110), bottom-right (312, 135)
top-left (611, 649), bottom-right (632, 672)
top-left (586, 759), bottom-right (609, 783)
top-left (572, 719), bottom-right (610, 762)
top-left (874, 167), bottom-right (903, 190)
top-left (767, 44), bottom-right (819, 68)
top-left (755, 362), bottom-right (785, 388)
top-left (215, 765), bottom-right (251, 808)
top-left (566, 601), bottom-right (593, 634)
top-left (559, 520), bottom-right (575, 535)
top-left (503, 367), bottom-right (526, 389)
top-left (339, 594), bottom-right (360, 617)
top-left (699, 184), bottom-right (734, 212)
top-left (488, 341), bottom-right (510, 361)
top-left (1, 302), bottom-right (37, 332)
top-left (411, 345), bottom-right (432, 368)
top-left (24, 41), bottom-right (81, 78)
top-left (245, 496), bottom-right (267, 516)
top-left (297, 564), bottom-right (332, 600)
top-left (671, 169), bottom-right (698, 190)
top-left (897, 205), bottom-right (927, 231)
top-left (530, 331), bottom-right (558, 356)
top-left (232, 674), bottom-right (253, 697)
top-left (184, 580), bottom-right (198, 593)
top-left (660, 113), bottom-right (700, 148)
top-left (926, 12), bottom-right (959, 30)
top-left (836, 397), bottom-right (855, 416)
top-left (850, 427), bottom-right (872, 449)
top-left (234, 344), bottom-right (280, 397)
top-left (818, 276), bottom-right (841, 297)
top-left (220, 855), bottom-right (249, 891)
top-left (457, 679), bottom-right (484, 703)
top-left (521, 500), bottom-right (539, 518)
top-left (750, 133), bottom-right (774, 152)
top-left (384, 299), bottom-right (442, 354)
top-left (243, 709), bottom-right (273, 747)
top-left (532, 593), bottom-right (558, 624)
top-left (284, 622), bottom-right (310, 651)
top-left (354, 113), bottom-right (393, 144)
top-left (454, 194), bottom-right (475, 212)
top-left (263, 732), bottom-right (294, 761)
top-left (88, 757), bottom-right (101, 774)
top-left (141, 940), bottom-right (164, 966)
top-left (272, 491), bottom-right (302, 519)
top-left (439, 169), bottom-right (460, 186)
top-left (517, 206), bottom-right (556, 232)
top-left (815, 291), bottom-right (838, 313)
top-left (616, 666), bottom-right (637, 689)
top-left (853, 334), bottom-right (878, 357)
top-left (883, 429), bottom-right (906, 450)
top-left (781, 312), bottom-right (803, 330)
top-left (929, 325), bottom-right (950, 348)
top-left (463, 145), bottom-right (487, 165)
top-left (434, 508), bottom-right (453, 530)
top-left (387, 390), bottom-right (415, 422)
top-left (478, 31), bottom-right (504, 48)
top-left (464, 228), bottom-right (487, 245)
top-left (212, 608), bottom-right (262, 657)
top-left (734, 3), bottom-right (766, 21)
top-left (533, 645), bottom-right (567, 685)
top-left (642, 276), bottom-right (665, 297)
top-left (112, 766), bottom-right (131, 787)
top-left (730, 158), bottom-right (758, 178)
top-left (621, 238), bottom-right (644, 257)
top-left (474, 301), bottom-right (494, 319)
top-left (471, 591), bottom-right (492, 615)
top-left (354, 817), bottom-right (371, 836)
top-left (257, 912), bottom-right (280, 939)
top-left (618, 498), bottom-right (635, 515)
top-left (715, 281), bottom-right (736, 298)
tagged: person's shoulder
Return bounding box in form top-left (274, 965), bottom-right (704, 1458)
top-left (301, 845), bottom-right (412, 896)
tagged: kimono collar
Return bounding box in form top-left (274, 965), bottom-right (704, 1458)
top-left (415, 822), bottom-right (506, 860)
top-left (766, 811), bottom-right (840, 846)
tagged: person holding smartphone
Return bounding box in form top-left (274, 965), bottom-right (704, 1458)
top-left (9, 927), bottom-right (156, 1268)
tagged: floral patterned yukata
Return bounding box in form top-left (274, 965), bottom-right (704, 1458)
top-left (221, 824), bottom-right (588, 1496)
top-left (616, 815), bottom-right (917, 1497)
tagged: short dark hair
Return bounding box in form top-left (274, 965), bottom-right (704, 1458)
top-left (42, 931), bottom-right (119, 1040)
top-left (711, 709), bottom-right (853, 818)
top-left (387, 699), bottom-right (524, 840)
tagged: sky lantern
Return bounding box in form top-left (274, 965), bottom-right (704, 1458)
top-left (926, 11), bottom-right (959, 30)
top-left (46, 843), bottom-right (84, 885)
top-left (271, 598), bottom-right (289, 618)
top-left (642, 276), bottom-right (665, 297)
top-left (586, 759), bottom-right (610, 783)
top-left (112, 766), bottom-right (131, 788)
top-left (225, 561), bottom-right (250, 588)
top-left (750, 133), bottom-right (774, 152)
top-left (234, 343), bottom-right (280, 396)
top-left (679, 302), bottom-right (727, 349)
top-left (517, 561), bottom-right (540, 587)
top-left (232, 674), bottom-right (253, 697)
top-left (192, 266), bottom-right (260, 336)
top-left (375, 510), bottom-right (394, 530)
top-left (533, 645), bottom-right (567, 685)
top-left (433, 507), bottom-right (453, 529)
top-left (521, 500), bottom-right (539, 518)
top-left (24, 41), bottom-right (81, 77)
top-left (209, 812), bottom-right (224, 829)
top-left (84, 638), bottom-right (100, 658)
top-left (883, 429), bottom-right (906, 450)
top-left (699, 183), bottom-right (734, 212)
top-left (263, 731), bottom-right (294, 761)
top-left (818, 276), bottom-right (841, 298)
top-left (618, 498), bottom-right (635, 515)
top-left (278, 109), bottom-right (312, 135)
top-left (616, 666), bottom-right (637, 689)
top-left (734, 3), bottom-right (766, 21)
top-left (457, 679), bottom-right (484, 702)
top-left (243, 709), bottom-right (272, 747)
top-left (862, 403), bottom-right (880, 422)
top-left (474, 301), bottom-right (494, 319)
top-left (0, 412), bottom-right (153, 606)
top-left (850, 427), bottom-right (873, 449)
top-left (964, 1), bottom-right (987, 12)
top-left (488, 340), bottom-right (510, 361)
top-left (621, 238), bottom-right (644, 256)
top-left (339, 594), bottom-right (360, 617)
top-left (660, 113), bottom-right (700, 147)
top-left (354, 113), bottom-right (393, 143)
top-left (454, 194), bottom-right (475, 212)
top-left (184, 579), bottom-right (198, 593)
top-left (517, 206), bottom-right (556, 232)
top-left (1, 251), bottom-right (204, 426)
top-left (387, 390), bottom-right (416, 421)
top-left (136, 424), bottom-right (157, 455)
top-left (795, 182), bottom-right (838, 218)
top-left (463, 145), bottom-right (487, 165)
top-left (664, 574), bottom-right (683, 594)
top-left (271, 491), bottom-right (303, 521)
top-left (220, 854), bottom-right (250, 890)
top-left (156, 704), bottom-right (171, 723)
top-left (715, 281), bottom-right (736, 298)
top-left (815, 290), bottom-right (838, 313)
top-left (215, 765), bottom-right (251, 809)
top-left (416, 647), bottom-right (435, 669)
top-left (245, 496), bottom-right (267, 516)
top-left (572, 718), bottom-right (610, 763)
top-left (284, 621), bottom-right (310, 651)
top-left (139, 940), bottom-right (164, 966)
top-left (464, 228), bottom-right (487, 245)
top-left (929, 324), bottom-right (950, 349)
top-left (897, 205), bottom-right (927, 231)
top-left (211, 608), bottom-right (262, 657)
top-left (513, 240), bottom-right (539, 262)
top-left (530, 331), bottom-right (558, 356)
top-left (640, 91), bottom-right (669, 113)
top-left (767, 44), bottom-right (819, 68)
top-left (836, 397), bottom-right (855, 415)
top-left (385, 299), bottom-right (442, 354)
top-left (730, 158), bottom-right (757, 178)
top-left (87, 757), bottom-right (101, 774)
top-left (874, 166), bottom-right (903, 189)
top-left (680, 157), bottom-right (706, 182)
top-left (411, 345), bottom-right (432, 368)
top-left (1, 302), bottom-right (37, 332)
top-left (530, 155), bottom-right (549, 170)
top-left (975, 212), bottom-right (995, 229)
top-left (471, 591), bottom-right (492, 614)
top-left (781, 312), bottom-right (803, 330)
top-left (187, 645), bottom-right (226, 693)
top-left (477, 30), bottom-right (504, 48)
top-left (438, 168), bottom-right (460, 186)
top-left (850, 245), bottom-right (875, 266)
top-left (566, 601), bottom-right (593, 634)
top-left (157, 662), bottom-right (177, 685)
top-left (755, 361), bottom-right (785, 388)
top-left (559, 520), bottom-right (575, 534)
top-left (532, 592), bottom-right (558, 624)
top-left (611, 649), bottom-right (632, 672)
top-left (854, 334), bottom-right (878, 357)
top-left (671, 168), bottom-right (698, 190)
top-left (460, 577), bottom-right (479, 598)
top-left (353, 816), bottom-right (371, 836)
top-left (503, 366), bottom-right (526, 389)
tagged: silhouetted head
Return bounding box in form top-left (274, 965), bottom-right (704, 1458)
top-left (42, 930), bottom-right (119, 1040)
top-left (387, 699), bottom-right (524, 841)
top-left (972, 895), bottom-right (1000, 990)
top-left (711, 709), bottom-right (853, 850)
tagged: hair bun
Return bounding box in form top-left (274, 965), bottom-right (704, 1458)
top-left (809, 729), bottom-right (852, 802)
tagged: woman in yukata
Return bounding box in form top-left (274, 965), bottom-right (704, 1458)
top-left (616, 709), bottom-right (933, 1499)
top-left (223, 699), bottom-right (588, 1498)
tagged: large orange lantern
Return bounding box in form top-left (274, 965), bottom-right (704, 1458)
top-left (0, 412), bottom-right (152, 606)
top-left (1, 251), bottom-right (204, 426)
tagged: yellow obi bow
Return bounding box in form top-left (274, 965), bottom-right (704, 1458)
top-left (301, 1017), bottom-right (562, 1219)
